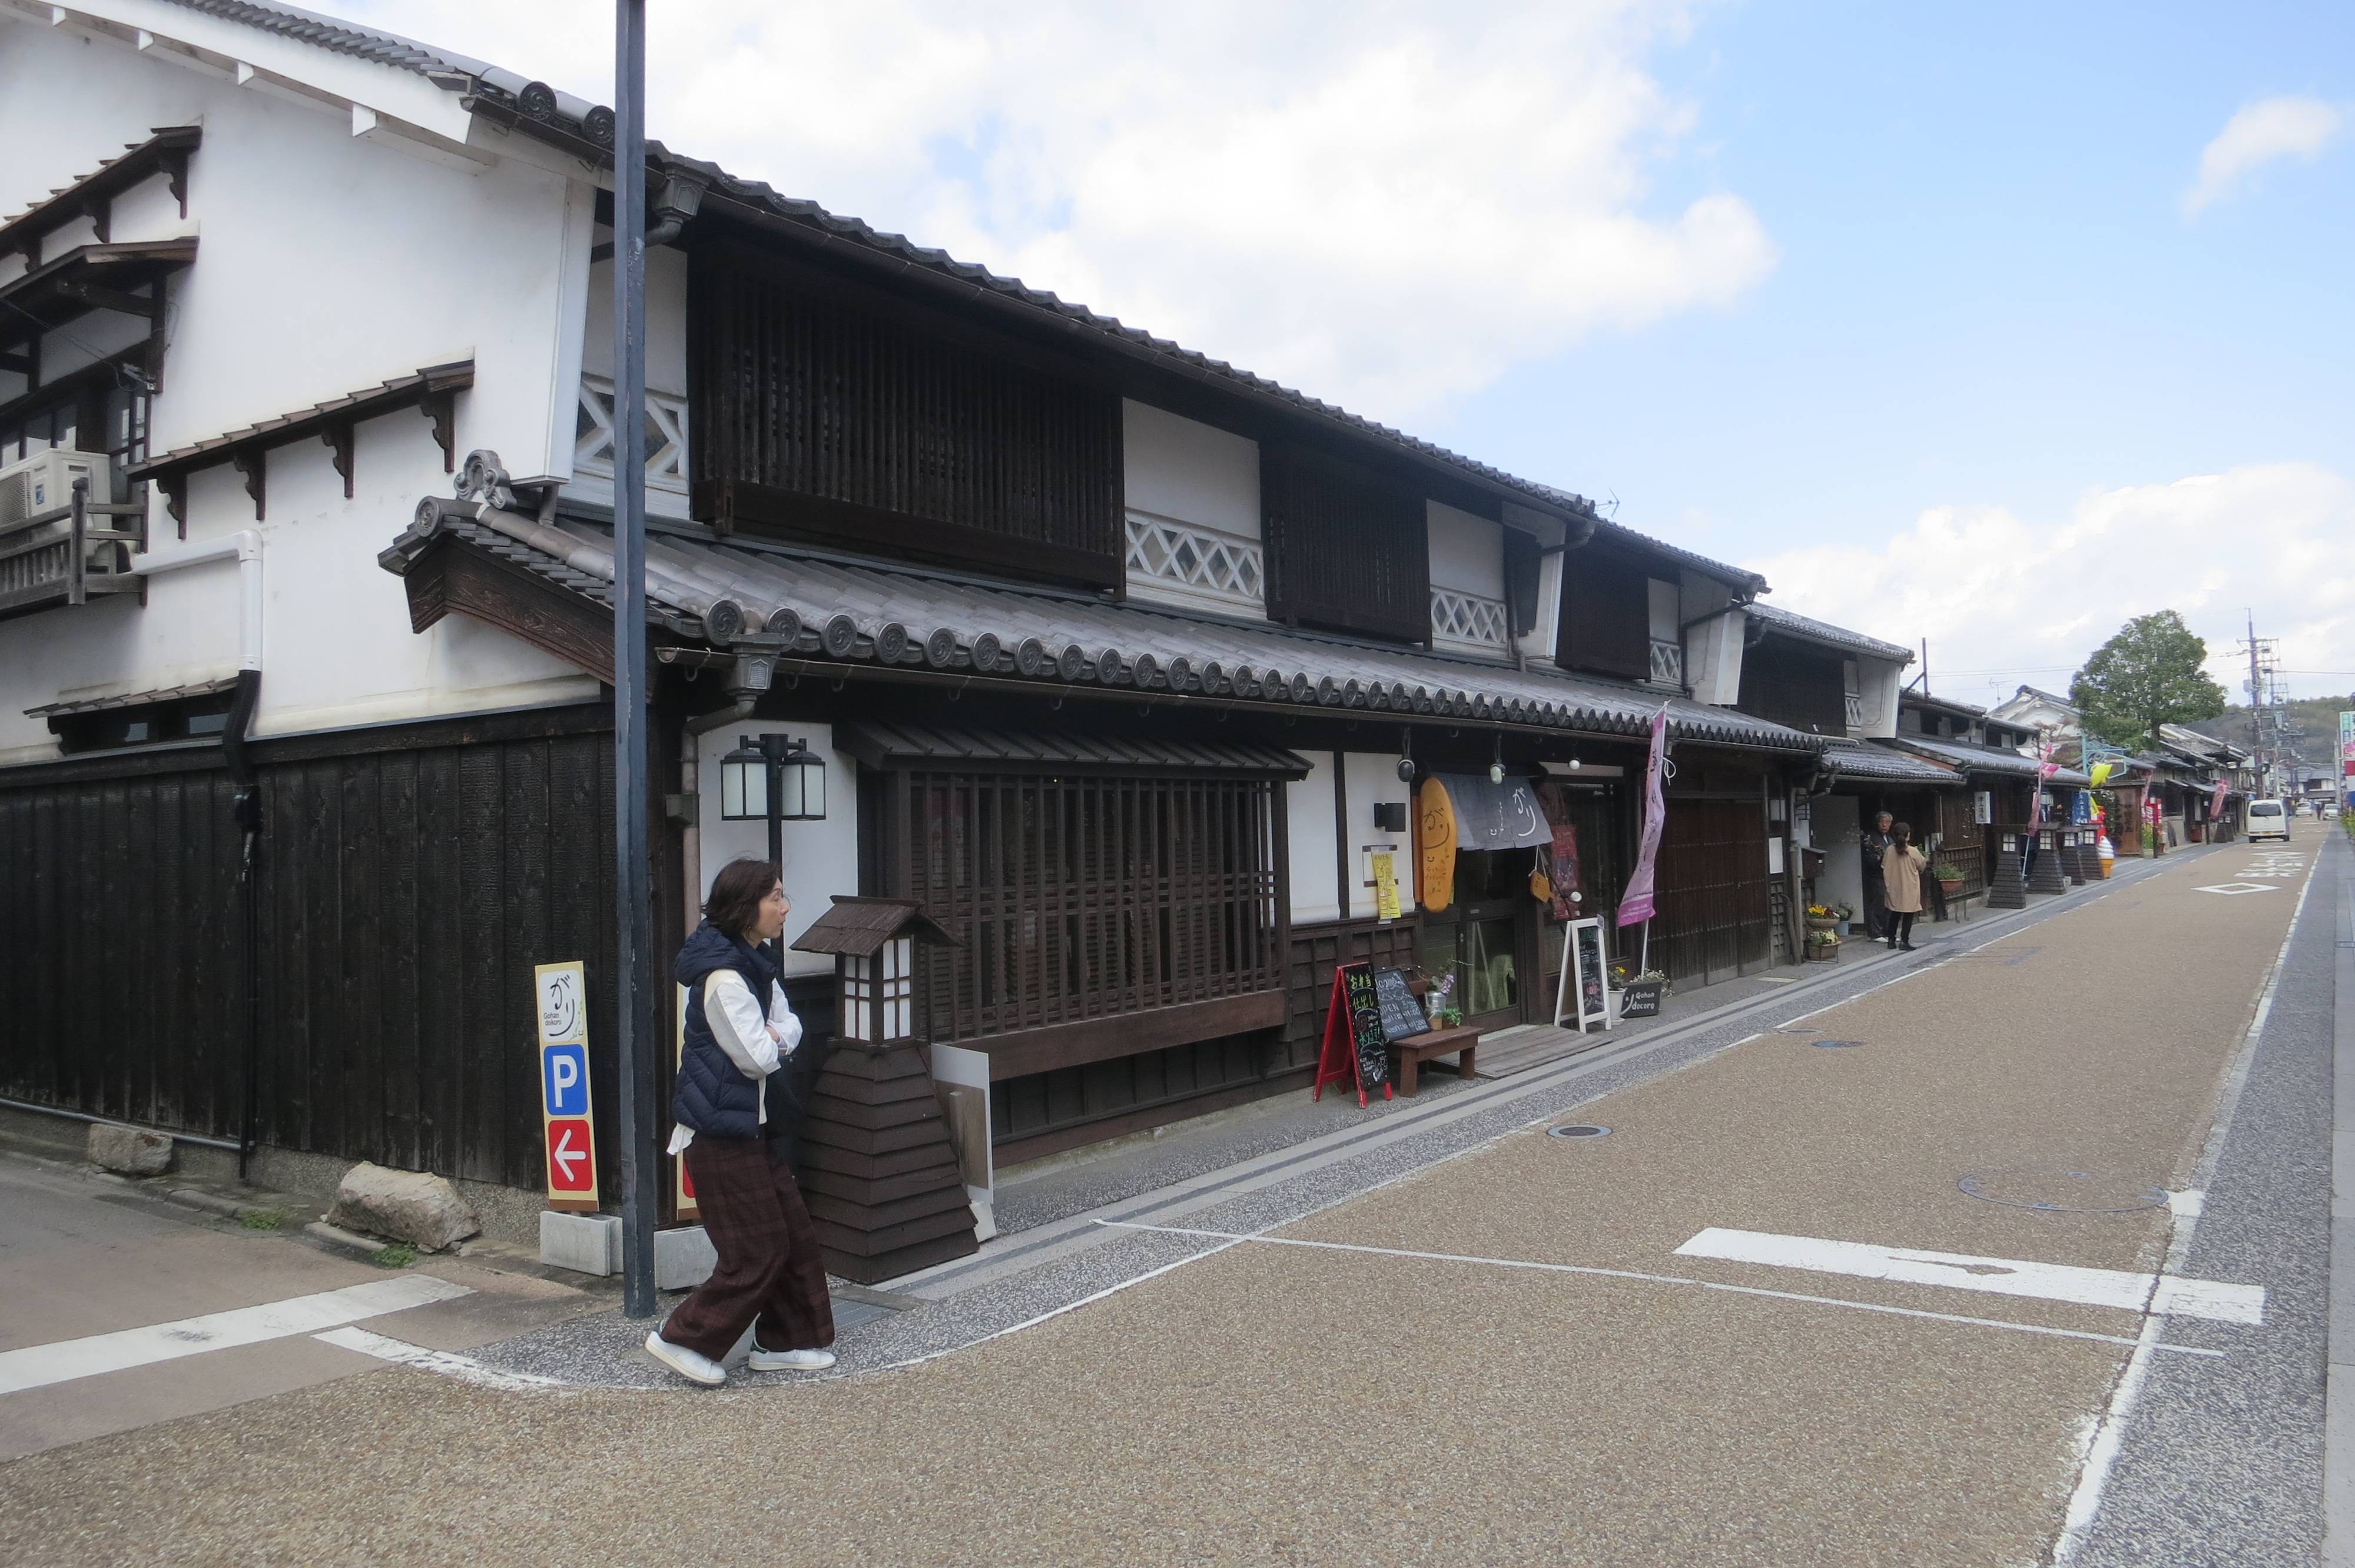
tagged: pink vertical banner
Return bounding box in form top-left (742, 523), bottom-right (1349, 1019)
top-left (1617, 707), bottom-right (1670, 928)
top-left (2209, 777), bottom-right (2228, 818)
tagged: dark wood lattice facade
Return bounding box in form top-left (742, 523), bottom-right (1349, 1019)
top-left (1261, 445), bottom-right (1431, 643)
top-left (687, 242), bottom-right (1125, 587)
top-left (871, 766), bottom-right (1287, 1059)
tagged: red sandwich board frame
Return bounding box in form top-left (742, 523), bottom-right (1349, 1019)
top-left (1312, 961), bottom-right (1394, 1108)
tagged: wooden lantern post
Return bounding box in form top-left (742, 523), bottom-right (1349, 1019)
top-left (788, 897), bottom-right (980, 1283)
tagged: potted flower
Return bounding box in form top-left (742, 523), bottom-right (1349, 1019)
top-left (1424, 973), bottom-right (1462, 1028)
top-left (1833, 901), bottom-right (1857, 938)
top-left (1804, 903), bottom-right (1839, 935)
top-left (1933, 863), bottom-right (1966, 896)
top-left (1619, 968), bottom-right (1667, 1018)
top-left (1805, 928), bottom-right (1841, 963)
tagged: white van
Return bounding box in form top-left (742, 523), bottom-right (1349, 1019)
top-left (2246, 799), bottom-right (2288, 842)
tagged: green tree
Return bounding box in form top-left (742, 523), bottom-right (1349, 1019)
top-left (2070, 610), bottom-right (2227, 749)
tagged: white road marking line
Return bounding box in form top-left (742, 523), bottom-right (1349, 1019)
top-left (313, 1327), bottom-right (567, 1392)
top-left (0, 1275), bottom-right (471, 1395)
top-left (2197, 883), bottom-right (2281, 895)
top-left (2053, 837), bottom-right (2323, 1563)
top-left (1095, 1221), bottom-right (2223, 1357)
top-left (1673, 1227), bottom-right (2265, 1325)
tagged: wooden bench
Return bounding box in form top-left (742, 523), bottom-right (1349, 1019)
top-left (1388, 1024), bottom-right (1480, 1095)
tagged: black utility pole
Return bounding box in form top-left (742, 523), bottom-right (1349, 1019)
top-left (612, 0), bottom-right (658, 1320)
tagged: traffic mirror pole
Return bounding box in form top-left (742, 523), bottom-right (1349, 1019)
top-left (612, 0), bottom-right (658, 1320)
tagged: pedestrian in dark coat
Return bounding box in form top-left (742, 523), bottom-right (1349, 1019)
top-left (1859, 811), bottom-right (1895, 939)
top-left (643, 856), bottom-right (837, 1388)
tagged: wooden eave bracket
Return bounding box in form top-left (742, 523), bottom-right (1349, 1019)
top-left (230, 449), bottom-right (264, 521)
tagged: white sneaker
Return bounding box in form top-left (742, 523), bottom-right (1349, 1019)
top-left (644, 1330), bottom-right (727, 1387)
top-left (747, 1345), bottom-right (836, 1372)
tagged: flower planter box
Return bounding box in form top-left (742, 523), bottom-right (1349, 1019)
top-left (1803, 917), bottom-right (1838, 933)
top-left (1805, 940), bottom-right (1840, 963)
top-left (1937, 878), bottom-right (1965, 897)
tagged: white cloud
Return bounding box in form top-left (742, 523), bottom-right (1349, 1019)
top-left (2182, 95), bottom-right (2343, 217)
top-left (320, 1), bottom-right (1773, 424)
top-left (1744, 463), bottom-right (2355, 705)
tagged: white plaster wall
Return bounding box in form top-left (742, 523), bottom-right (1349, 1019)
top-left (1498, 504), bottom-right (1564, 666)
top-left (1341, 752), bottom-right (1413, 921)
top-left (692, 723), bottom-right (861, 980)
top-left (1122, 400), bottom-right (1259, 539)
top-left (0, 16), bottom-right (612, 756)
top-left (0, 401), bottom-right (598, 759)
top-left (1286, 756), bottom-right (1339, 925)
top-left (1426, 501), bottom-right (1502, 598)
top-left (1857, 656), bottom-right (1904, 738)
top-left (1687, 608), bottom-right (1746, 706)
top-left (569, 248), bottom-right (692, 519)
top-left (1647, 578), bottom-right (1680, 645)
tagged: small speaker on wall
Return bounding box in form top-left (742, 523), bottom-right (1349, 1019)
top-left (1372, 801), bottom-right (1408, 833)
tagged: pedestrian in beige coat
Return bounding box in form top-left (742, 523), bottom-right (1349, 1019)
top-left (1881, 823), bottom-right (1929, 951)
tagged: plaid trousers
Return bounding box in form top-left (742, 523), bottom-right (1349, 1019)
top-left (660, 1134), bottom-right (835, 1361)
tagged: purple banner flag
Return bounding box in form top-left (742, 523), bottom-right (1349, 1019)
top-left (1618, 707), bottom-right (1670, 928)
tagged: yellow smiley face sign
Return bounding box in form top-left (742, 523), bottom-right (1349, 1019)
top-left (1418, 778), bottom-right (1457, 913)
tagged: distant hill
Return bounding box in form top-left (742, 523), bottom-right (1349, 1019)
top-left (2182, 696), bottom-right (2353, 782)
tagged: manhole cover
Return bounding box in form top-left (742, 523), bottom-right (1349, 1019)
top-left (1958, 1164), bottom-right (2167, 1214)
top-left (1548, 1124), bottom-right (1611, 1140)
top-left (1812, 1039), bottom-right (1866, 1048)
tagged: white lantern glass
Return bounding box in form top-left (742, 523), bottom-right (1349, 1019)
top-left (843, 952), bottom-right (872, 1041)
top-left (719, 739), bottom-right (767, 821)
top-left (883, 935), bottom-right (912, 1039)
top-left (778, 743), bottom-right (826, 821)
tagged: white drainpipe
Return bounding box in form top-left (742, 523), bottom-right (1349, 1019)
top-left (128, 529), bottom-right (264, 672)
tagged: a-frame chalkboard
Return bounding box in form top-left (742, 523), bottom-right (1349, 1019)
top-left (1312, 961), bottom-right (1396, 1107)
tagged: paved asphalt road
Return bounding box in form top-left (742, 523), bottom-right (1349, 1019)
top-left (0, 825), bottom-right (2339, 1566)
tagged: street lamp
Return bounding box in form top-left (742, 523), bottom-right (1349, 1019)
top-left (720, 733), bottom-right (827, 867)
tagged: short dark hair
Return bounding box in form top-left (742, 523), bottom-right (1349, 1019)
top-left (703, 857), bottom-right (781, 938)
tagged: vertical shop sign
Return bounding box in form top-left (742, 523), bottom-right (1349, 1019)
top-left (535, 961), bottom-right (600, 1212)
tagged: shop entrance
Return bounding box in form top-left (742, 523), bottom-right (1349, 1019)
top-left (1420, 849), bottom-right (1544, 1032)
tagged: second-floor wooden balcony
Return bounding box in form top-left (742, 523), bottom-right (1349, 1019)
top-left (0, 481), bottom-right (145, 622)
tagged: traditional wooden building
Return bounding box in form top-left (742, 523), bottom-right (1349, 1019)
top-left (0, 2), bottom-right (1832, 1244)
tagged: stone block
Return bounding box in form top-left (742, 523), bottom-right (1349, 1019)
top-left (327, 1161), bottom-right (481, 1252)
top-left (654, 1224), bottom-right (717, 1291)
top-left (539, 1211), bottom-right (622, 1277)
top-left (88, 1122), bottom-right (173, 1177)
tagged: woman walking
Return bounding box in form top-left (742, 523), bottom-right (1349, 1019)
top-left (644, 856), bottom-right (836, 1387)
top-left (1880, 822), bottom-right (1931, 952)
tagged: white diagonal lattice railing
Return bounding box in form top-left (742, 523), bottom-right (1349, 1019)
top-left (1431, 586), bottom-right (1509, 650)
top-left (1125, 513), bottom-right (1265, 610)
top-left (1648, 637), bottom-right (1684, 686)
top-left (575, 375), bottom-right (689, 493)
top-left (1844, 689), bottom-right (1866, 732)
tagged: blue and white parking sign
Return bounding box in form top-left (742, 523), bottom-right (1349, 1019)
top-left (541, 1042), bottom-right (590, 1118)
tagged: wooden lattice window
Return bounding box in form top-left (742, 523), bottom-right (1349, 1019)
top-left (886, 770), bottom-right (1284, 1045)
top-left (1262, 445), bottom-right (1430, 643)
top-left (688, 242), bottom-right (1123, 587)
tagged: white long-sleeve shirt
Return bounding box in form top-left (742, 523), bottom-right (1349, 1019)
top-left (667, 968), bottom-right (803, 1155)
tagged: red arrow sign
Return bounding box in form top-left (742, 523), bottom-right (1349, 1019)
top-left (546, 1117), bottom-right (595, 1194)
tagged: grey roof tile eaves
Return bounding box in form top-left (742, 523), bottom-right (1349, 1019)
top-left (1827, 740), bottom-right (1961, 783)
top-left (1745, 602), bottom-right (1915, 662)
top-left (383, 503), bottom-right (1825, 755)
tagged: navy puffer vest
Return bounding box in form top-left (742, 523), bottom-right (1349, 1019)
top-left (672, 921), bottom-right (780, 1141)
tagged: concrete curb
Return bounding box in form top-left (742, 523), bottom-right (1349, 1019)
top-left (304, 1220), bottom-right (396, 1261)
top-left (2326, 828), bottom-right (2354, 1564)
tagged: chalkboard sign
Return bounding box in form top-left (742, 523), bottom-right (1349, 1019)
top-left (1372, 968), bottom-right (1429, 1045)
top-left (1554, 917), bottom-right (1613, 1034)
top-left (1341, 964), bottom-right (1391, 1094)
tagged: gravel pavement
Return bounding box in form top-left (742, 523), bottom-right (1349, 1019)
top-left (0, 832), bottom-right (2330, 1567)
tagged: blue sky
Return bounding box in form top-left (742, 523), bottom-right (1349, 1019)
top-left (334, 0), bottom-right (2354, 709)
top-left (1451, 3), bottom-right (2353, 561)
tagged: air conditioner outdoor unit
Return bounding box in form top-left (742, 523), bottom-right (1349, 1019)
top-left (0, 449), bottom-right (110, 537)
